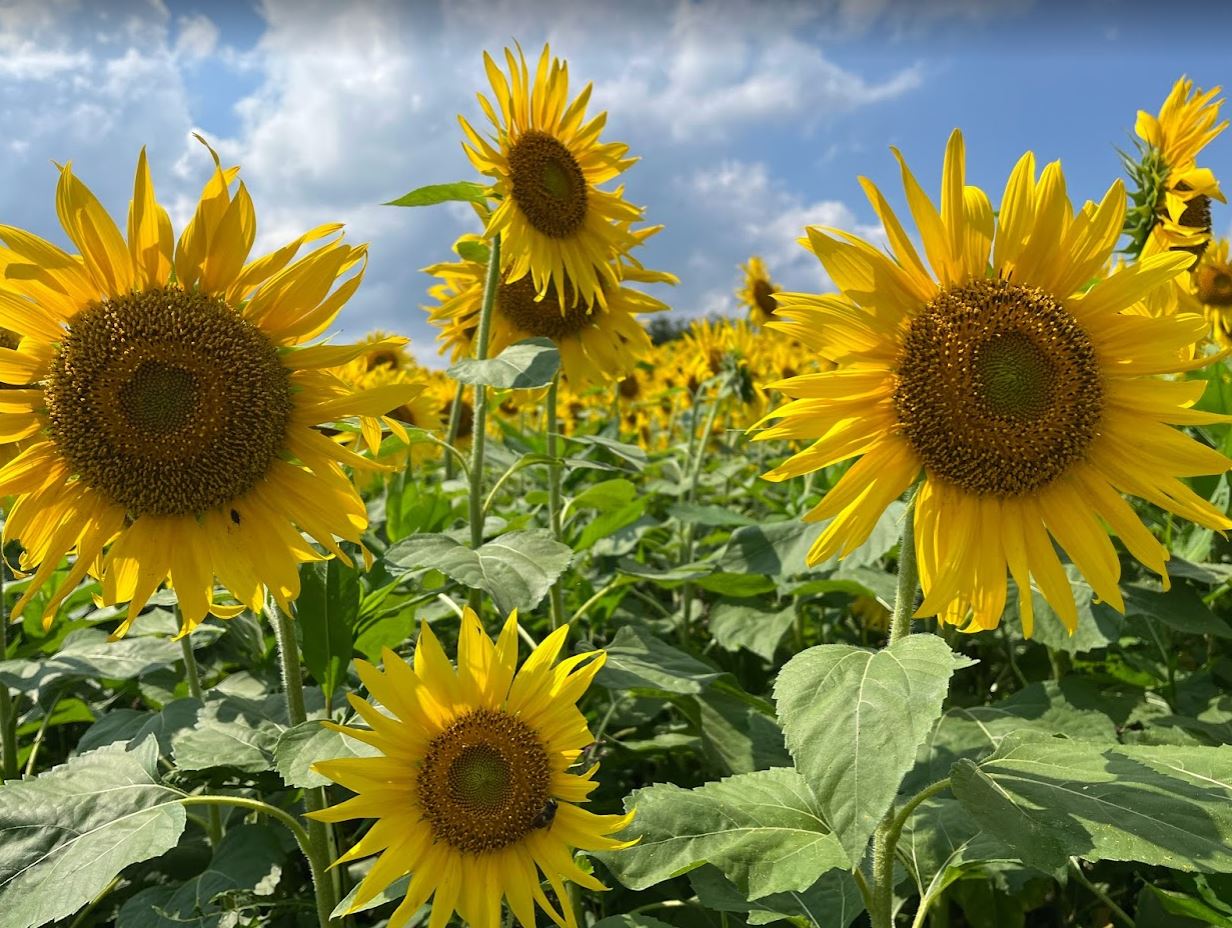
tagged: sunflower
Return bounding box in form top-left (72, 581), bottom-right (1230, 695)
top-left (1192, 238), bottom-right (1232, 346)
top-left (1128, 77), bottom-right (1227, 257)
top-left (425, 228), bottom-right (674, 390)
top-left (312, 607), bottom-right (633, 928)
top-left (459, 44), bottom-right (643, 309)
top-left (738, 256), bottom-right (781, 326)
top-left (756, 130), bottom-right (1232, 635)
top-left (0, 143), bottom-right (421, 637)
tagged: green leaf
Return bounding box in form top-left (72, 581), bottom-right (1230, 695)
top-left (447, 339), bottom-right (560, 389)
top-left (774, 634), bottom-right (973, 863)
top-left (694, 572), bottom-right (776, 597)
top-left (0, 628), bottom-right (182, 696)
top-left (384, 529), bottom-right (572, 613)
top-left (1124, 581), bottom-right (1232, 639)
top-left (591, 917), bottom-right (676, 928)
top-left (951, 733), bottom-right (1232, 872)
top-left (172, 691), bottom-right (323, 774)
top-left (568, 478), bottom-right (637, 513)
top-left (689, 865), bottom-right (865, 927)
top-left (384, 181), bottom-right (488, 207)
top-left (667, 503), bottom-right (757, 528)
top-left (115, 824), bottom-right (285, 928)
top-left (692, 686), bottom-right (791, 775)
top-left (597, 626), bottom-right (723, 695)
top-left (296, 559), bottom-right (360, 704)
top-left (719, 520), bottom-right (823, 577)
top-left (709, 602), bottom-right (796, 662)
top-left (576, 500), bottom-right (648, 552)
top-left (597, 768), bottom-right (849, 899)
top-left (567, 434), bottom-right (648, 470)
top-left (333, 875), bottom-right (414, 919)
top-left (0, 741), bottom-right (187, 928)
top-left (1006, 570), bottom-right (1125, 652)
top-left (898, 797), bottom-right (1020, 910)
top-left (910, 679), bottom-right (1120, 788)
top-left (274, 721), bottom-right (380, 789)
top-left (455, 239), bottom-right (490, 264)
top-left (1145, 885), bottom-right (1232, 928)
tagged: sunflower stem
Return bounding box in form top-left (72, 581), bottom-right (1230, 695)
top-left (444, 380), bottom-right (467, 481)
top-left (887, 491), bottom-right (919, 646)
top-left (871, 492), bottom-right (926, 928)
top-left (546, 372), bottom-right (567, 629)
top-left (0, 563), bottom-right (18, 782)
top-left (178, 632), bottom-right (223, 845)
top-left (467, 233), bottom-right (503, 612)
top-left (269, 600), bottom-right (340, 927)
top-left (679, 385), bottom-right (723, 642)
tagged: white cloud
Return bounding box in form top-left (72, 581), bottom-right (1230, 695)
top-left (174, 12), bottom-right (219, 60)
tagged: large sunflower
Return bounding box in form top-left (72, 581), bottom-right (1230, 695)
top-left (312, 607), bottom-right (632, 928)
top-left (0, 144), bottom-right (420, 637)
top-left (738, 256), bottom-right (781, 327)
top-left (757, 130), bottom-right (1231, 635)
top-left (459, 44), bottom-right (643, 309)
top-left (425, 227), bottom-right (674, 391)
top-left (1130, 77), bottom-right (1227, 256)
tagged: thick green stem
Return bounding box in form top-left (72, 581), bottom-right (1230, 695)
top-left (546, 373), bottom-right (566, 629)
top-left (0, 565), bottom-right (17, 782)
top-left (887, 492), bottom-right (919, 646)
top-left (467, 234), bottom-right (503, 612)
top-left (178, 633), bottom-right (222, 845)
top-left (269, 602), bottom-right (338, 927)
top-left (871, 492), bottom-right (925, 928)
top-left (679, 388), bottom-right (723, 641)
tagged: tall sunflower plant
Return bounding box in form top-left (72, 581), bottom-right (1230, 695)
top-left (2, 54), bottom-right (1232, 928)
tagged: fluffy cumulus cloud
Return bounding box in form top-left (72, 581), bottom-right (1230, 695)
top-left (0, 0), bottom-right (942, 363)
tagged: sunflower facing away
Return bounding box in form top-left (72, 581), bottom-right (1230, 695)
top-left (1193, 238), bottom-right (1232, 347)
top-left (0, 143), bottom-right (420, 637)
top-left (313, 607), bottom-right (632, 928)
top-left (738, 256), bottom-right (781, 326)
top-left (756, 129), bottom-right (1232, 635)
top-left (460, 44), bottom-right (643, 309)
top-left (1128, 77), bottom-right (1228, 257)
top-left (425, 226), bottom-right (674, 390)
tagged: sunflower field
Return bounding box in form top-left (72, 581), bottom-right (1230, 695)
top-left (1, 37), bottom-right (1232, 928)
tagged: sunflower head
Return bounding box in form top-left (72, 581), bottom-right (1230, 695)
top-left (312, 607), bottom-right (633, 928)
top-left (1126, 76), bottom-right (1228, 257)
top-left (738, 256), bottom-right (781, 326)
top-left (459, 44), bottom-right (644, 309)
top-left (0, 140), bottom-right (420, 637)
top-left (757, 129), bottom-right (1231, 636)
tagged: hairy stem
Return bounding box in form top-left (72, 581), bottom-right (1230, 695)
top-left (269, 601), bottom-right (339, 927)
top-left (466, 233), bottom-right (503, 612)
top-left (546, 372), bottom-right (566, 629)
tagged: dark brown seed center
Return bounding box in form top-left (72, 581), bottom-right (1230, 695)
top-left (507, 129), bottom-right (588, 239)
top-left (752, 278), bottom-right (778, 318)
top-left (497, 273), bottom-right (593, 339)
top-left (416, 708), bottom-right (551, 853)
top-left (894, 278), bottom-right (1103, 497)
top-left (44, 286), bottom-right (292, 518)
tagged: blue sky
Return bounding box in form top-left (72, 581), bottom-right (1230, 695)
top-left (1, 0), bottom-right (1229, 365)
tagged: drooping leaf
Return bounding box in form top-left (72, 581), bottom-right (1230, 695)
top-left (597, 767), bottom-right (849, 900)
top-left (448, 338), bottom-right (560, 389)
top-left (384, 180), bottom-right (488, 207)
top-left (0, 740), bottom-right (187, 928)
top-left (951, 733), bottom-right (1232, 873)
top-left (774, 634), bottom-right (973, 863)
top-left (384, 529), bottom-right (572, 613)
top-left (0, 628), bottom-right (183, 697)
